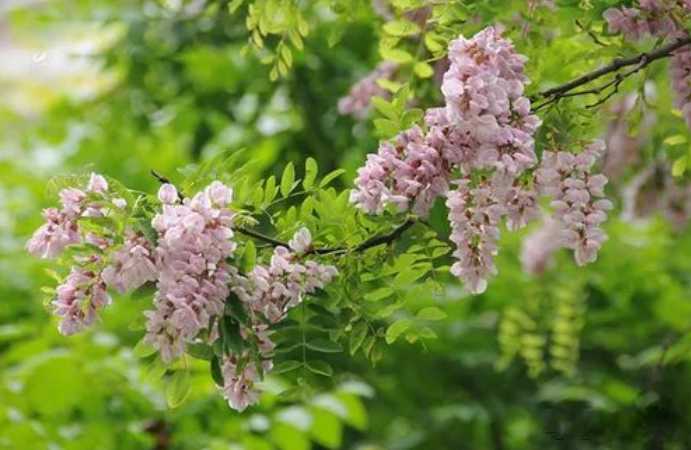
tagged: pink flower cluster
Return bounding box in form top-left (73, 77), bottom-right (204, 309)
top-left (338, 61), bottom-right (398, 119)
top-left (446, 179), bottom-right (504, 294)
top-left (53, 257), bottom-right (111, 335)
top-left (27, 173), bottom-right (128, 334)
top-left (604, 1), bottom-right (691, 127)
top-left (29, 177), bottom-right (339, 412)
top-left (670, 44), bottom-right (691, 127)
top-left (221, 325), bottom-right (275, 412)
top-left (603, 0), bottom-right (687, 42)
top-left (350, 125), bottom-right (451, 217)
top-left (602, 90), bottom-right (657, 182)
top-left (145, 182), bottom-right (236, 362)
top-left (352, 27), bottom-right (558, 292)
top-left (520, 215), bottom-right (561, 275)
top-left (102, 231), bottom-right (157, 293)
top-left (222, 228), bottom-right (337, 411)
top-left (442, 27), bottom-right (540, 181)
top-left (621, 163), bottom-right (691, 232)
top-left (27, 173), bottom-right (110, 259)
top-left (536, 141), bottom-right (613, 266)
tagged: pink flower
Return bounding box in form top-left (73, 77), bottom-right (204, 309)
top-left (52, 262), bottom-right (111, 335)
top-left (288, 227), bottom-right (312, 253)
top-left (26, 208), bottom-right (81, 259)
top-left (670, 43), bottom-right (691, 128)
top-left (446, 179), bottom-right (505, 294)
top-left (101, 231), bottom-right (157, 293)
top-left (338, 62), bottom-right (398, 119)
top-left (145, 182), bottom-right (237, 361)
top-left (536, 141), bottom-right (612, 266)
top-left (87, 173), bottom-right (109, 194)
top-left (350, 126), bottom-right (451, 217)
top-left (520, 215), bottom-right (561, 275)
top-left (157, 184), bottom-right (178, 204)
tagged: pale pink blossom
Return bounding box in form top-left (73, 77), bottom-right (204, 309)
top-left (338, 61), bottom-right (398, 119)
top-left (101, 231), bottom-right (157, 293)
top-left (53, 260), bottom-right (111, 335)
top-left (145, 182), bottom-right (237, 361)
top-left (26, 208), bottom-right (81, 259)
top-left (446, 179), bottom-right (505, 294)
top-left (288, 227), bottom-right (312, 253)
top-left (536, 141), bottom-right (612, 266)
top-left (157, 184), bottom-right (179, 204)
top-left (520, 215), bottom-right (561, 275)
top-left (670, 43), bottom-right (691, 128)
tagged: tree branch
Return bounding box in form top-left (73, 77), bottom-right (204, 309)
top-left (532, 36), bottom-right (691, 108)
top-left (151, 171), bottom-right (417, 256)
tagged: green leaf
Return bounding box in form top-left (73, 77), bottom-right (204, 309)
top-left (271, 422), bottom-right (310, 450)
top-left (133, 339), bottom-right (157, 359)
top-left (401, 108), bottom-right (424, 128)
top-left (319, 169), bottom-right (345, 188)
top-left (374, 118), bottom-right (400, 137)
top-left (221, 316), bottom-right (244, 355)
top-left (393, 267), bottom-right (427, 285)
top-left (673, 156), bottom-right (687, 177)
top-left (306, 360), bottom-right (333, 377)
top-left (273, 359), bottom-right (303, 374)
top-left (383, 20), bottom-right (421, 37)
top-left (306, 338), bottom-right (343, 353)
top-left (166, 370), bottom-right (191, 408)
top-left (226, 295), bottom-right (249, 325)
top-left (418, 327), bottom-right (438, 339)
top-left (210, 356), bottom-right (224, 386)
top-left (416, 306), bottom-right (447, 321)
top-left (414, 62), bottom-right (434, 78)
top-left (281, 162), bottom-right (296, 197)
top-left (380, 47), bottom-right (414, 64)
top-left (228, 0), bottom-right (244, 13)
top-left (372, 96), bottom-right (398, 120)
top-left (242, 239), bottom-right (256, 272)
top-left (309, 408), bottom-right (343, 449)
top-left (303, 157), bottom-right (318, 189)
top-left (349, 321), bottom-right (368, 355)
top-left (187, 343), bottom-right (214, 361)
top-left (364, 287), bottom-right (394, 302)
top-left (664, 134), bottom-right (687, 146)
top-left (145, 357), bottom-right (168, 382)
top-left (130, 282), bottom-right (157, 300)
top-left (385, 319), bottom-right (413, 344)
top-left (376, 78), bottom-right (403, 93)
top-left (264, 175), bottom-right (278, 203)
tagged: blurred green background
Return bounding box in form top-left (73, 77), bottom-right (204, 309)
top-left (2, 0), bottom-right (691, 449)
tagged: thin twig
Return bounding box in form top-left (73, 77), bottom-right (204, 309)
top-left (531, 36), bottom-right (691, 107)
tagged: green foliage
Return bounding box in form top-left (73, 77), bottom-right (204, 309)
top-left (4, 0), bottom-right (691, 448)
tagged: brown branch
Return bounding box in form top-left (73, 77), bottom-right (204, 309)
top-left (532, 36), bottom-right (691, 108)
top-left (151, 171), bottom-right (417, 256)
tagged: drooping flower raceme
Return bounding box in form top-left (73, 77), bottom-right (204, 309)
top-left (338, 61), bottom-right (398, 119)
top-left (520, 215), bottom-right (561, 275)
top-left (221, 229), bottom-right (337, 411)
top-left (28, 176), bottom-right (339, 412)
top-left (350, 125), bottom-right (451, 217)
top-left (446, 179), bottom-right (505, 294)
top-left (145, 182), bottom-right (237, 362)
top-left (536, 141), bottom-right (613, 266)
top-left (350, 27), bottom-right (612, 290)
top-left (101, 231), bottom-right (157, 293)
top-left (27, 173), bottom-right (119, 334)
top-left (352, 26), bottom-right (554, 292)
